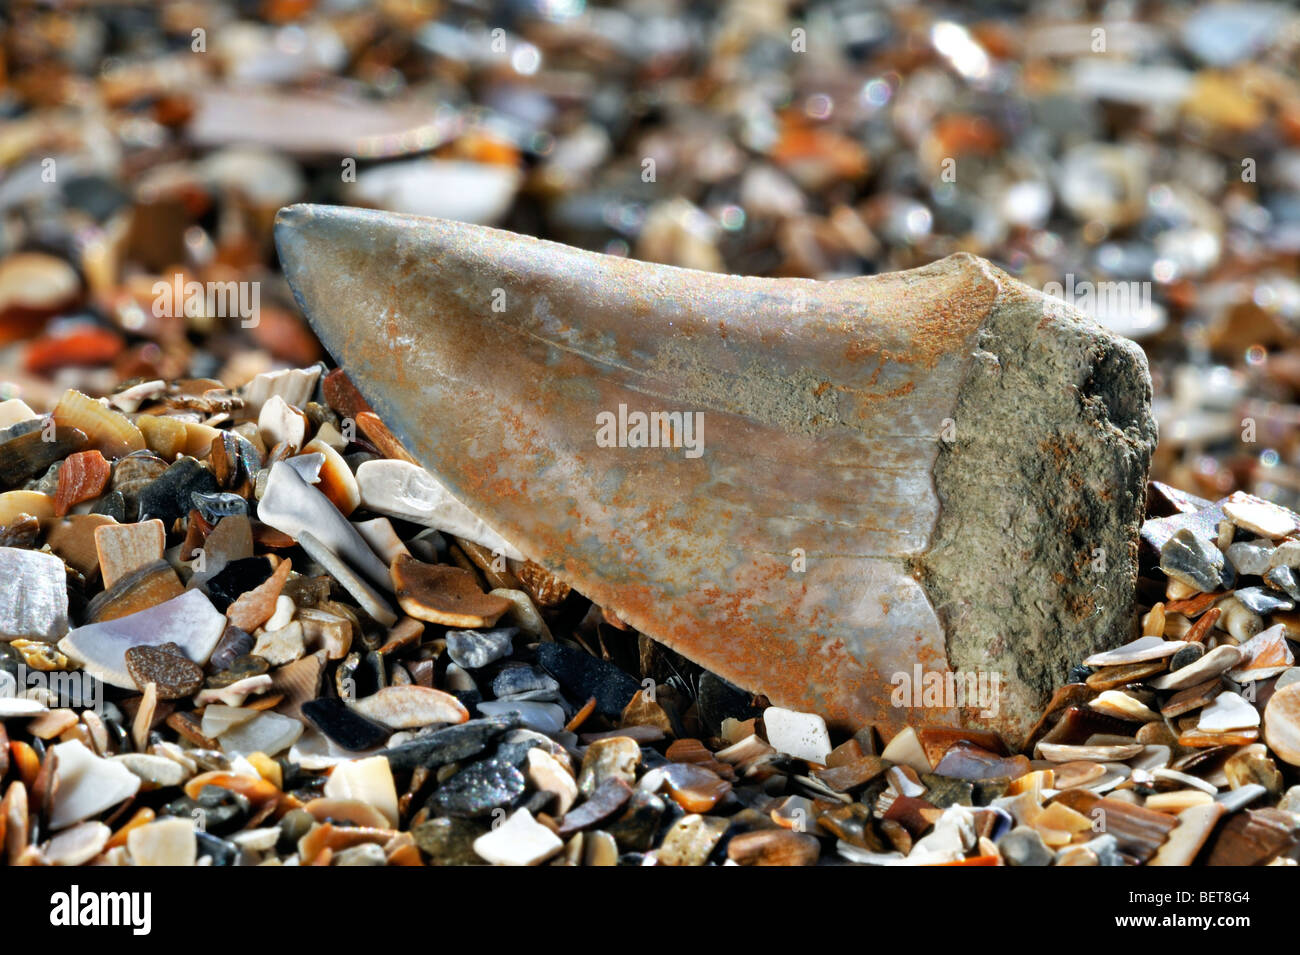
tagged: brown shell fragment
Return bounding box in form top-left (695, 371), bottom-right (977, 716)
top-left (727, 829), bottom-right (820, 866)
top-left (515, 559), bottom-right (572, 609)
top-left (657, 762), bottom-right (732, 812)
top-left (270, 651), bottom-right (328, 721)
top-left (46, 514), bottom-right (116, 578)
top-left (390, 554), bottom-right (511, 628)
top-left (0, 513), bottom-right (40, 549)
top-left (53, 450), bottom-right (110, 517)
top-left (226, 557), bottom-right (293, 632)
top-left (166, 711), bottom-right (217, 748)
top-left (0, 425), bottom-right (88, 486)
top-left (137, 415), bottom-right (188, 460)
top-left (86, 559), bottom-right (184, 622)
top-left (812, 756), bottom-right (888, 793)
top-left (94, 518), bottom-right (166, 587)
top-left (356, 411), bottom-right (417, 464)
top-left (322, 368), bottom-right (372, 421)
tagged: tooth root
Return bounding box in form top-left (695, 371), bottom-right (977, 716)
top-left (275, 204), bottom-right (1156, 738)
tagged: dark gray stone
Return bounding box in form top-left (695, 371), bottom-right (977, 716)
top-left (445, 627), bottom-right (517, 669)
top-left (1160, 527), bottom-right (1224, 592)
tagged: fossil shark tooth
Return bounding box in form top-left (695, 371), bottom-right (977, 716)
top-left (274, 203), bottom-right (1156, 739)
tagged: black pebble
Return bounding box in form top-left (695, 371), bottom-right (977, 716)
top-left (697, 671), bottom-right (762, 735)
top-left (301, 697), bottom-right (391, 751)
top-left (137, 456), bottom-right (218, 525)
top-left (90, 489), bottom-right (126, 522)
top-left (379, 715), bottom-right (518, 772)
top-left (536, 642), bottom-right (641, 718)
top-left (206, 556), bottom-right (273, 612)
top-left (195, 831), bottom-right (240, 866)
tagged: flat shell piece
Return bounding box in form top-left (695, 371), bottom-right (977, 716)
top-left (323, 755), bottom-right (399, 827)
top-left (348, 685), bottom-right (469, 729)
top-left (390, 554), bottom-right (509, 628)
top-left (0, 547), bottom-right (68, 641)
top-left (257, 460), bottom-right (391, 591)
top-left (472, 808), bottom-right (563, 866)
top-left (356, 459), bottom-right (522, 559)
top-left (1198, 692), bottom-right (1260, 733)
top-left (87, 560), bottom-right (183, 622)
top-left (1037, 741), bottom-right (1144, 762)
top-left (48, 740), bottom-right (141, 830)
top-left (58, 590), bottom-right (227, 689)
top-left (94, 518), bottom-right (165, 587)
top-left (763, 706), bottom-right (833, 764)
top-left (1089, 690), bottom-right (1160, 722)
top-left (1264, 683), bottom-right (1300, 766)
top-left (1149, 645), bottom-right (1243, 691)
top-left (1228, 624), bottom-right (1294, 682)
top-left (1222, 492), bottom-right (1299, 539)
top-left (1148, 802), bottom-right (1226, 866)
top-left (298, 531), bottom-right (397, 627)
top-left (218, 711), bottom-right (303, 756)
top-left (1083, 636), bottom-right (1187, 667)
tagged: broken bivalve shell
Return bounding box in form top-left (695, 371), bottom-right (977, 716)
top-left (347, 685), bottom-right (469, 730)
top-left (58, 589), bottom-right (227, 689)
top-left (49, 739), bottom-right (141, 830)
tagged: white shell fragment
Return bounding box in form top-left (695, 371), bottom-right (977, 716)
top-left (356, 458), bottom-right (524, 560)
top-left (0, 546), bottom-right (69, 641)
top-left (194, 675), bottom-right (274, 707)
top-left (763, 706), bottom-right (833, 764)
top-left (241, 366), bottom-right (321, 416)
top-left (258, 394), bottom-right (307, 451)
top-left (526, 748), bottom-right (578, 815)
top-left (0, 398), bottom-right (37, 429)
top-left (252, 619), bottom-right (305, 665)
top-left (128, 817), bottom-right (197, 866)
top-left (297, 530), bottom-right (397, 626)
top-left (1083, 636), bottom-right (1188, 667)
top-left (1198, 692), bottom-right (1261, 733)
top-left (112, 753), bottom-right (190, 788)
top-left (44, 821), bottom-right (111, 866)
top-left (1222, 493), bottom-right (1298, 539)
top-left (347, 685), bottom-right (468, 729)
top-left (881, 726), bottom-right (932, 773)
top-left (49, 740), bottom-right (141, 830)
top-left (57, 590), bottom-right (226, 689)
top-left (219, 711), bottom-right (303, 756)
top-left (201, 704), bottom-right (260, 738)
top-left (472, 807), bottom-right (563, 865)
top-left (323, 755), bottom-right (399, 827)
top-left (1149, 644), bottom-right (1243, 691)
top-left (258, 460), bottom-right (393, 590)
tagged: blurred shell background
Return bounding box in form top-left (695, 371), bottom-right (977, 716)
top-left (3, 0), bottom-right (1300, 504)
